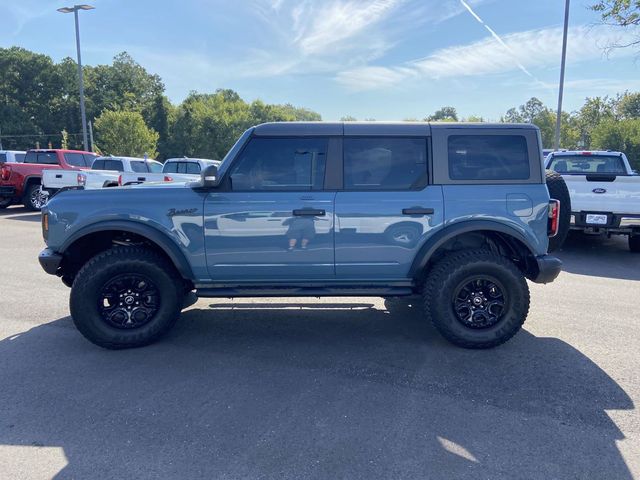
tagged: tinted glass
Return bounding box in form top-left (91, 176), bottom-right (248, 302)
top-left (92, 160), bottom-right (105, 170)
top-left (84, 154), bottom-right (96, 165)
top-left (549, 155), bottom-right (626, 174)
top-left (14, 153), bottom-right (25, 162)
top-left (186, 162), bottom-right (201, 174)
top-left (148, 162), bottom-right (163, 173)
top-left (0, 154), bottom-right (6, 163)
top-left (36, 152), bottom-right (59, 165)
top-left (344, 137), bottom-right (427, 190)
top-left (130, 161), bottom-right (148, 173)
top-left (163, 162), bottom-right (178, 173)
top-left (104, 160), bottom-right (124, 171)
top-left (230, 138), bottom-right (327, 191)
top-left (23, 151), bottom-right (37, 163)
top-left (448, 135), bottom-right (530, 181)
top-left (64, 153), bottom-right (86, 167)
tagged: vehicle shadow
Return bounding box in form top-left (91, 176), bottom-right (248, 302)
top-left (0, 301), bottom-right (634, 479)
top-left (556, 232), bottom-right (640, 281)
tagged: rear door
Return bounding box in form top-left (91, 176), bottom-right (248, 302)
top-left (334, 126), bottom-right (444, 279)
top-left (204, 136), bottom-right (336, 281)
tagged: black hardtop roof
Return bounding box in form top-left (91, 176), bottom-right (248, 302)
top-left (252, 121), bottom-right (538, 136)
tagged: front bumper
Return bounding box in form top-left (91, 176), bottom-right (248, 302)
top-left (39, 248), bottom-right (62, 275)
top-left (0, 185), bottom-right (16, 198)
top-left (531, 254), bottom-right (562, 284)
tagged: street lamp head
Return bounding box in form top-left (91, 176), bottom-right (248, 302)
top-left (57, 4), bottom-right (95, 13)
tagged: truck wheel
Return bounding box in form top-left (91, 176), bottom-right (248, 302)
top-left (23, 183), bottom-right (46, 211)
top-left (423, 250), bottom-right (530, 349)
top-left (630, 235), bottom-right (640, 253)
top-left (546, 170), bottom-right (571, 251)
top-left (69, 246), bottom-right (183, 349)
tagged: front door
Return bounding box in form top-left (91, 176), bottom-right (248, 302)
top-left (204, 136), bottom-right (335, 281)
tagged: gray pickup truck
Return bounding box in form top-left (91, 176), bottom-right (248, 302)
top-left (39, 122), bottom-right (562, 350)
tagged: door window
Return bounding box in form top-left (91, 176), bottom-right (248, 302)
top-left (344, 138), bottom-right (427, 190)
top-left (229, 137), bottom-right (327, 191)
top-left (130, 161), bottom-right (148, 173)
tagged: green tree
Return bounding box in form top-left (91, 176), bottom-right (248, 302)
top-left (617, 91), bottom-right (640, 118)
top-left (426, 106), bottom-right (458, 122)
top-left (574, 96), bottom-right (616, 147)
top-left (94, 110), bottom-right (159, 158)
top-left (591, 118), bottom-right (640, 169)
top-left (340, 115), bottom-right (357, 121)
top-left (591, 1), bottom-right (640, 49)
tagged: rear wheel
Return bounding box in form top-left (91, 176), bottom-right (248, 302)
top-left (70, 246), bottom-right (184, 349)
top-left (546, 170), bottom-right (571, 251)
top-left (630, 235), bottom-right (640, 253)
top-left (23, 183), bottom-right (46, 211)
top-left (423, 250), bottom-right (530, 349)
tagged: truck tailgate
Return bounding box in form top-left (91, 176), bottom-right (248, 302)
top-left (563, 175), bottom-right (640, 214)
top-left (42, 169), bottom-right (80, 190)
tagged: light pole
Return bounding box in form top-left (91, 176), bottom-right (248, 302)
top-left (554, 0), bottom-right (570, 151)
top-left (57, 4), bottom-right (94, 152)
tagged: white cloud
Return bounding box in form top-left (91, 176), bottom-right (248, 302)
top-left (336, 25), bottom-right (638, 91)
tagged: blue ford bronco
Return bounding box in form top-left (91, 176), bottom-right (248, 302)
top-left (39, 122), bottom-right (562, 349)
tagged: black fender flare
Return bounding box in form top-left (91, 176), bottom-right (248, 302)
top-left (408, 220), bottom-right (537, 278)
top-left (60, 220), bottom-right (195, 280)
top-left (22, 175), bottom-right (42, 192)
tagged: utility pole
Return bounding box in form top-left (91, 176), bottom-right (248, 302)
top-left (58, 5), bottom-right (95, 152)
top-left (88, 120), bottom-right (94, 152)
top-left (554, 0), bottom-right (570, 151)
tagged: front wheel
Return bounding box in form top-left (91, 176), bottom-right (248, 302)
top-left (70, 246), bottom-right (184, 349)
top-left (423, 250), bottom-right (530, 349)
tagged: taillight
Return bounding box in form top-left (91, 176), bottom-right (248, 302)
top-left (42, 213), bottom-right (49, 241)
top-left (548, 199), bottom-right (560, 237)
top-left (77, 173), bottom-right (86, 186)
top-left (163, 175), bottom-right (173, 182)
top-left (118, 174), bottom-right (123, 186)
top-left (1, 165), bottom-right (11, 181)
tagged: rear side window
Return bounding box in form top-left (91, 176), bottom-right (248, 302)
top-left (64, 153), bottom-right (87, 167)
top-left (344, 137), bottom-right (427, 190)
top-left (92, 160), bottom-right (105, 170)
top-left (185, 162), bottom-right (200, 174)
top-left (130, 161), bottom-right (148, 173)
top-left (163, 162), bottom-right (178, 173)
top-left (448, 135), bottom-right (530, 181)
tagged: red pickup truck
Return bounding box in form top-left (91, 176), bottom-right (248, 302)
top-left (0, 149), bottom-right (96, 211)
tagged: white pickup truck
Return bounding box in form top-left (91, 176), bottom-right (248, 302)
top-left (42, 156), bottom-right (163, 195)
top-left (546, 150), bottom-right (640, 252)
top-left (118, 157), bottom-right (220, 186)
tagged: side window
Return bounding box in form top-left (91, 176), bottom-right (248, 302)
top-left (185, 162), bottom-right (201, 174)
top-left (163, 162), bottom-right (178, 173)
top-left (130, 161), bottom-right (148, 173)
top-left (229, 137), bottom-right (327, 191)
top-left (344, 137), bottom-right (427, 190)
top-left (15, 153), bottom-right (25, 162)
top-left (37, 152), bottom-right (59, 165)
top-left (448, 135), bottom-right (530, 181)
top-left (64, 153), bottom-right (86, 167)
top-left (148, 162), bottom-right (163, 173)
top-left (84, 154), bottom-right (97, 166)
top-left (0, 154), bottom-right (6, 163)
top-left (92, 160), bottom-right (105, 170)
top-left (23, 151), bottom-right (37, 163)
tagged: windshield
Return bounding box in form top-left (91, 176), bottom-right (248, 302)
top-left (549, 155), bottom-right (627, 175)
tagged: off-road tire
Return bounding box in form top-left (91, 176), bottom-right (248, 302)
top-left (546, 169), bottom-right (571, 251)
top-left (70, 246), bottom-right (183, 349)
top-left (423, 250), bottom-right (530, 349)
top-left (23, 183), bottom-right (45, 211)
top-left (629, 235), bottom-right (640, 253)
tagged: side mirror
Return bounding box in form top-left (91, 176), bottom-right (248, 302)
top-left (200, 165), bottom-right (219, 188)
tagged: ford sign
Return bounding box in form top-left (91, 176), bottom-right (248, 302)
top-left (592, 188), bottom-right (607, 194)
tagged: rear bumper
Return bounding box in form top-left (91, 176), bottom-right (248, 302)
top-left (531, 254), bottom-right (562, 284)
top-left (570, 211), bottom-right (640, 233)
top-left (38, 248), bottom-right (62, 275)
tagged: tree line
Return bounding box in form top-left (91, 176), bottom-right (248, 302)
top-left (1, 46), bottom-right (639, 168)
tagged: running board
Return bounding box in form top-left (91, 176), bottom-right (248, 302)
top-left (195, 286), bottom-right (414, 298)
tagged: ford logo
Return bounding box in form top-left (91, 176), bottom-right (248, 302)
top-left (593, 188), bottom-right (607, 194)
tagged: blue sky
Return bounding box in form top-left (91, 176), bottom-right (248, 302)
top-left (1, 0), bottom-right (639, 120)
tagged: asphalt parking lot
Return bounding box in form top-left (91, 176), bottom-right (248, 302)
top-left (0, 205), bottom-right (638, 480)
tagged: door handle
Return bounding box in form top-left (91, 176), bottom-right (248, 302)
top-left (293, 209), bottom-right (325, 216)
top-left (402, 207), bottom-right (434, 215)
top-left (55, 174), bottom-right (62, 178)
top-left (137, 177), bottom-right (145, 181)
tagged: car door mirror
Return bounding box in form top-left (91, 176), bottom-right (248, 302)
top-left (200, 165), bottom-right (219, 188)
